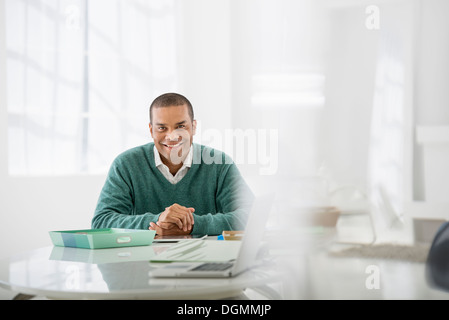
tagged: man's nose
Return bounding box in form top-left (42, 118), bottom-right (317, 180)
top-left (166, 130), bottom-right (180, 141)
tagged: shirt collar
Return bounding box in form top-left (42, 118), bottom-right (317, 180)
top-left (154, 144), bottom-right (194, 168)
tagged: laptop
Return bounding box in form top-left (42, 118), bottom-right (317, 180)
top-left (150, 193), bottom-right (274, 278)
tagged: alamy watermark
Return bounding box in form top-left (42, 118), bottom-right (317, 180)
top-left (166, 127), bottom-right (279, 176)
top-left (65, 265), bottom-right (80, 290)
top-left (365, 5), bottom-right (380, 30)
top-left (365, 264), bottom-right (380, 290)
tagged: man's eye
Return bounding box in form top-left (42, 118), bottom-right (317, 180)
top-left (177, 125), bottom-right (185, 129)
top-left (158, 127), bottom-right (165, 131)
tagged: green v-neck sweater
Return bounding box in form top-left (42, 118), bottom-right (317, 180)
top-left (92, 143), bottom-right (254, 235)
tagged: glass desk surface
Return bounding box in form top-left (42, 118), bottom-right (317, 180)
top-left (0, 244), bottom-right (280, 300)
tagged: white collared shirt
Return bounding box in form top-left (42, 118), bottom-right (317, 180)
top-left (153, 144), bottom-right (193, 184)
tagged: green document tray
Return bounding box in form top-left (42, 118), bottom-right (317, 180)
top-left (49, 228), bottom-right (156, 249)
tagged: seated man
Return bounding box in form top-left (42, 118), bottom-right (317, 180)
top-left (92, 93), bottom-right (254, 236)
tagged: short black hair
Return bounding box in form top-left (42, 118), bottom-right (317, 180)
top-left (149, 93), bottom-right (194, 124)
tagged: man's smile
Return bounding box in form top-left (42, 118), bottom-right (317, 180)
top-left (161, 141), bottom-right (184, 150)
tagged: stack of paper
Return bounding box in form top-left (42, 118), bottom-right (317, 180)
top-left (150, 240), bottom-right (242, 263)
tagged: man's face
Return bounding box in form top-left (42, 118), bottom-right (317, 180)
top-left (149, 105), bottom-right (196, 166)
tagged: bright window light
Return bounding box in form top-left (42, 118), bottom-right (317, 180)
top-left (5, 0), bottom-right (178, 176)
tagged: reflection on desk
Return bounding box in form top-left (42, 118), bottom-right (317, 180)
top-left (49, 244), bottom-right (168, 264)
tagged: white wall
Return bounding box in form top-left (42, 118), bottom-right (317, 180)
top-left (0, 1), bottom-right (106, 255)
top-left (316, 0), bottom-right (449, 223)
top-left (0, 176), bottom-right (106, 259)
top-left (413, 0), bottom-right (449, 201)
top-left (318, 5), bottom-right (379, 189)
top-left (229, 0), bottom-right (449, 226)
top-left (229, 0), bottom-right (331, 200)
top-left (177, 0), bottom-right (232, 136)
top-left (414, 0), bottom-right (449, 126)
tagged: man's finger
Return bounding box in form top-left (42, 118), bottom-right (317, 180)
top-left (165, 206), bottom-right (193, 230)
top-left (172, 205), bottom-right (195, 230)
top-left (159, 209), bottom-right (184, 229)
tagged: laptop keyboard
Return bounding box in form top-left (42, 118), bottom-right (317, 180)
top-left (191, 262), bottom-right (234, 272)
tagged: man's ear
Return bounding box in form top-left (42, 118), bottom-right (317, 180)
top-left (192, 120), bottom-right (197, 135)
top-left (149, 123), bottom-right (154, 139)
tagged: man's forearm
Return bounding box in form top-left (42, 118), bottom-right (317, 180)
top-left (91, 210), bottom-right (160, 230)
top-left (190, 209), bottom-right (249, 236)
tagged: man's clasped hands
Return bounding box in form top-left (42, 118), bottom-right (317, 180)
top-left (149, 203), bottom-right (195, 235)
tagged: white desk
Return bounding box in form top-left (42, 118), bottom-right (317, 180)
top-left (0, 242), bottom-right (281, 300)
top-left (3, 229), bottom-right (449, 300)
top-left (300, 247), bottom-right (449, 299)
top-left (264, 227), bottom-right (449, 300)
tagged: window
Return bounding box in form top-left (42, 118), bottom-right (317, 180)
top-left (6, 0), bottom-right (178, 175)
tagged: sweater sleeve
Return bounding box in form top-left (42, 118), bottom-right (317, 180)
top-left (191, 162), bottom-right (254, 236)
top-left (91, 157), bottom-right (160, 230)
